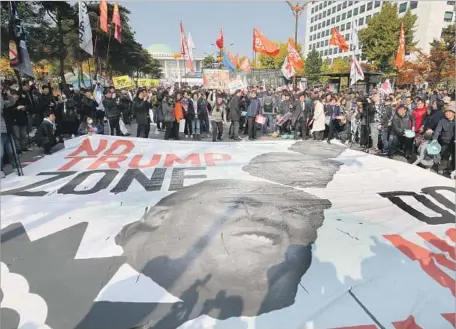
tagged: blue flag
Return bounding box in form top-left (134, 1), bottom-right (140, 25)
top-left (222, 52), bottom-right (235, 73)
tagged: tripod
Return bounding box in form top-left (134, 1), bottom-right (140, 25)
top-left (8, 133), bottom-right (24, 176)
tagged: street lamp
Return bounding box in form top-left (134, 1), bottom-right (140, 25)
top-left (286, 0), bottom-right (312, 86)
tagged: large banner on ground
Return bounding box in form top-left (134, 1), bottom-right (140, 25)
top-left (202, 69), bottom-right (230, 90)
top-left (1, 135), bottom-right (455, 329)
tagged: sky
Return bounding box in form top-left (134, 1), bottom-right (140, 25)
top-left (121, 1), bottom-right (308, 58)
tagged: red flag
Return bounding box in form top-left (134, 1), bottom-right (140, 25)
top-left (240, 57), bottom-right (251, 72)
top-left (287, 38), bottom-right (304, 71)
top-left (253, 28), bottom-right (279, 56)
top-left (329, 27), bottom-right (348, 51)
top-left (216, 28), bottom-right (224, 49)
top-left (99, 0), bottom-right (108, 33)
top-left (393, 23), bottom-right (405, 69)
top-left (112, 3), bottom-right (121, 42)
top-left (180, 21), bottom-right (194, 72)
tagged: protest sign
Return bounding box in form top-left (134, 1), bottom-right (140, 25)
top-left (112, 75), bottom-right (133, 89)
top-left (228, 79), bottom-right (245, 94)
top-left (2, 135), bottom-right (454, 329)
top-left (137, 79), bottom-right (160, 88)
top-left (202, 69), bottom-right (230, 90)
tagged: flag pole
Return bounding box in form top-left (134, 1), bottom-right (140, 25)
top-left (106, 22), bottom-right (112, 76)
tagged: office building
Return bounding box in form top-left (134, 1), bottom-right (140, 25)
top-left (303, 1), bottom-right (455, 63)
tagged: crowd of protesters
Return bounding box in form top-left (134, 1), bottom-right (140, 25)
top-left (1, 78), bottom-right (455, 179)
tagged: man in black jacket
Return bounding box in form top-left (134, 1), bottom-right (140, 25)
top-left (35, 111), bottom-right (57, 155)
top-left (228, 89), bottom-right (242, 140)
top-left (103, 90), bottom-right (121, 136)
top-left (36, 85), bottom-right (56, 127)
top-left (389, 105), bottom-right (415, 159)
top-left (433, 103), bottom-right (455, 173)
top-left (378, 97), bottom-right (395, 155)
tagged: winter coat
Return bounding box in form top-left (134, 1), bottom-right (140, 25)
top-left (228, 95), bottom-right (241, 121)
top-left (412, 107), bottom-right (427, 133)
top-left (311, 101), bottom-right (325, 133)
top-left (80, 96), bottom-right (98, 118)
top-left (174, 102), bottom-right (184, 122)
top-left (422, 109), bottom-right (445, 132)
top-left (378, 104), bottom-right (394, 127)
top-left (247, 98), bottom-right (261, 117)
top-left (103, 98), bottom-right (121, 119)
top-left (197, 99), bottom-right (209, 118)
top-left (391, 112), bottom-right (415, 136)
top-left (162, 99), bottom-right (175, 122)
top-left (37, 93), bottom-right (56, 118)
top-left (35, 118), bottom-right (55, 146)
top-left (433, 117), bottom-right (455, 144)
top-left (187, 99), bottom-right (198, 120)
top-left (132, 98), bottom-right (150, 125)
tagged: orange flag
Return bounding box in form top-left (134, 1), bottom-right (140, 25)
top-left (228, 52), bottom-right (239, 67)
top-left (393, 23), bottom-right (405, 69)
top-left (240, 57), bottom-right (251, 72)
top-left (112, 2), bottom-right (121, 42)
top-left (329, 28), bottom-right (348, 52)
top-left (253, 28), bottom-right (280, 56)
top-left (99, 0), bottom-right (108, 33)
top-left (287, 38), bottom-right (304, 71)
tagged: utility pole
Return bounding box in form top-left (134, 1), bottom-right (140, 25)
top-left (286, 0), bottom-right (311, 89)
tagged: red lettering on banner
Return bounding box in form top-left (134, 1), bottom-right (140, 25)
top-left (67, 138), bottom-right (108, 157)
top-left (384, 234), bottom-right (456, 296)
top-left (417, 232), bottom-right (455, 260)
top-left (204, 153), bottom-right (232, 166)
top-left (329, 325), bottom-right (377, 329)
top-left (164, 153), bottom-right (200, 167)
top-left (446, 228), bottom-right (456, 242)
top-left (104, 140), bottom-right (134, 156)
top-left (88, 155), bottom-right (128, 169)
top-left (58, 157), bottom-right (91, 171)
top-left (441, 313), bottom-right (456, 327)
top-left (392, 315), bottom-right (422, 329)
top-left (129, 154), bottom-right (162, 168)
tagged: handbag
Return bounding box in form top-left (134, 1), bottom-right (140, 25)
top-left (255, 115), bottom-right (266, 125)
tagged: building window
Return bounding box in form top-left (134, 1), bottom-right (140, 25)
top-left (329, 48), bottom-right (333, 55)
top-left (317, 32), bottom-right (321, 38)
top-left (347, 10), bottom-right (352, 18)
top-left (331, 17), bottom-right (335, 24)
top-left (345, 33), bottom-right (350, 41)
top-left (326, 29), bottom-right (330, 36)
top-left (337, 4), bottom-right (342, 11)
top-left (348, 1), bottom-right (353, 5)
top-left (327, 9), bottom-right (331, 16)
top-left (399, 2), bottom-right (407, 13)
top-left (332, 6), bottom-right (336, 13)
top-left (319, 3), bottom-right (322, 9)
top-left (323, 10), bottom-right (327, 17)
top-left (410, 1), bottom-right (418, 9)
top-left (342, 13), bottom-right (346, 20)
top-left (354, 7), bottom-right (359, 15)
top-left (359, 17), bottom-right (364, 25)
top-left (324, 50), bottom-right (328, 56)
top-left (323, 1), bottom-right (327, 7)
top-left (311, 7), bottom-right (315, 13)
top-left (318, 23), bottom-right (322, 29)
top-left (444, 11), bottom-right (454, 22)
top-left (327, 19), bottom-right (330, 25)
top-left (310, 26), bottom-right (313, 32)
top-left (322, 21), bottom-right (326, 27)
top-left (366, 15), bottom-right (371, 22)
top-left (336, 15), bottom-right (340, 22)
top-left (311, 17), bottom-right (314, 23)
top-left (343, 1), bottom-right (347, 9)
top-left (367, 1), bottom-right (373, 10)
top-left (309, 45), bottom-right (312, 51)
top-left (360, 4), bottom-right (366, 13)
top-left (319, 13), bottom-right (322, 19)
top-left (341, 24), bottom-right (346, 31)
top-left (375, 0), bottom-right (381, 7)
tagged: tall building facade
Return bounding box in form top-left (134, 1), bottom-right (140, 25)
top-left (303, 1), bottom-right (455, 63)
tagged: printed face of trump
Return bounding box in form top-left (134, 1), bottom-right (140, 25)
top-left (115, 142), bottom-right (343, 320)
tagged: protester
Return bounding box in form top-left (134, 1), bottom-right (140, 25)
top-left (103, 89), bottom-right (122, 136)
top-left (310, 95), bottom-right (325, 140)
top-left (246, 90), bottom-right (261, 141)
top-left (35, 110), bottom-right (58, 155)
top-left (173, 92), bottom-right (184, 140)
top-left (208, 91), bottom-right (227, 142)
top-left (78, 116), bottom-right (98, 135)
top-left (132, 89), bottom-right (151, 138)
top-left (433, 101), bottom-right (455, 174)
top-left (162, 92), bottom-right (175, 141)
top-left (390, 105), bottom-right (415, 159)
top-left (228, 89), bottom-right (242, 140)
